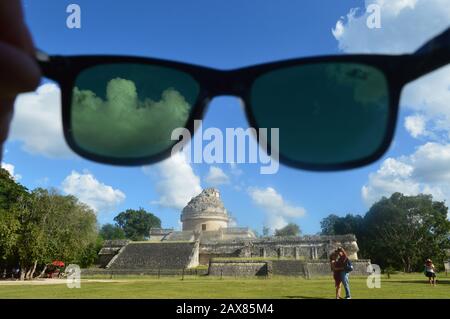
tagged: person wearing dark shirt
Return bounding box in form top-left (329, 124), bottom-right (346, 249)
top-left (335, 247), bottom-right (352, 299)
top-left (330, 250), bottom-right (342, 299)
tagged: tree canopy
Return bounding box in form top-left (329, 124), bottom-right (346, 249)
top-left (99, 223), bottom-right (126, 240)
top-left (0, 169), bottom-right (166, 279)
top-left (0, 168), bottom-right (28, 210)
top-left (113, 208), bottom-right (161, 241)
top-left (0, 168), bottom-right (99, 279)
top-left (320, 193), bottom-right (450, 272)
top-left (275, 223), bottom-right (301, 237)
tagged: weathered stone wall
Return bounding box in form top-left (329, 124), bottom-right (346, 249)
top-left (249, 244), bottom-right (326, 260)
top-left (182, 218), bottom-right (228, 232)
top-left (200, 252), bottom-right (240, 265)
top-left (81, 268), bottom-right (208, 277)
top-left (207, 259), bottom-right (371, 278)
top-left (304, 260), bottom-right (371, 278)
top-left (208, 260), bottom-right (269, 277)
top-left (164, 231), bottom-right (195, 242)
top-left (250, 235), bottom-right (359, 260)
top-left (97, 234), bottom-right (362, 272)
top-left (199, 235), bottom-right (359, 265)
top-left (148, 228), bottom-right (174, 241)
top-left (108, 242), bottom-right (197, 270)
top-left (97, 240), bottom-right (130, 268)
top-left (97, 252), bottom-right (117, 268)
top-left (346, 259), bottom-right (371, 276)
top-left (303, 261), bottom-right (333, 278)
top-left (186, 241), bottom-right (200, 268)
top-left (200, 241), bottom-right (248, 265)
top-left (271, 260), bottom-right (305, 277)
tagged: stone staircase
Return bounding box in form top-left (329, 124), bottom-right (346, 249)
top-left (107, 241), bottom-right (198, 270)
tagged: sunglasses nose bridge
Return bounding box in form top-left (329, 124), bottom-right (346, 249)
top-left (207, 70), bottom-right (249, 98)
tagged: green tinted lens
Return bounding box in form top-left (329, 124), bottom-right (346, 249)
top-left (251, 62), bottom-right (389, 165)
top-left (71, 63), bottom-right (199, 158)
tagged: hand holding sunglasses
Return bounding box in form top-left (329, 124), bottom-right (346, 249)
top-left (36, 27), bottom-right (449, 171)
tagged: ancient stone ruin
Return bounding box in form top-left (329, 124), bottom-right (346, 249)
top-left (93, 188), bottom-right (370, 277)
top-left (181, 188), bottom-right (230, 232)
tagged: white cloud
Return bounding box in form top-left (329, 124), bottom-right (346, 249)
top-left (333, 0), bottom-right (450, 213)
top-left (229, 162), bottom-right (243, 177)
top-left (401, 66), bottom-right (450, 140)
top-left (332, 0), bottom-right (450, 54)
top-left (362, 143), bottom-right (450, 206)
top-left (332, 19), bottom-right (345, 39)
top-left (10, 81), bottom-right (191, 159)
top-left (145, 152), bottom-right (202, 210)
top-left (61, 170), bottom-right (126, 213)
top-left (10, 83), bottom-right (74, 158)
top-left (71, 79), bottom-right (190, 156)
top-left (1, 162), bottom-right (22, 181)
top-left (204, 166), bottom-right (230, 186)
top-left (404, 114), bottom-right (428, 138)
top-left (332, 0), bottom-right (450, 140)
top-left (362, 158), bottom-right (419, 204)
top-left (410, 142), bottom-right (450, 183)
top-left (377, 0), bottom-right (418, 16)
top-left (247, 187), bottom-right (306, 230)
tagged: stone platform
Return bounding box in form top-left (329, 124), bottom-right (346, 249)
top-left (208, 259), bottom-right (371, 278)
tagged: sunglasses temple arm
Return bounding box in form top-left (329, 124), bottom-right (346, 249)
top-left (404, 27), bottom-right (450, 82)
top-left (414, 27), bottom-right (450, 55)
top-left (35, 48), bottom-right (50, 62)
top-left (34, 49), bottom-right (67, 82)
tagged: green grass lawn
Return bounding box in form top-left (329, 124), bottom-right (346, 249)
top-left (0, 273), bottom-right (448, 299)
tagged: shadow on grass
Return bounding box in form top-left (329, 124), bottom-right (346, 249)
top-left (392, 279), bottom-right (450, 285)
top-left (284, 295), bottom-right (328, 299)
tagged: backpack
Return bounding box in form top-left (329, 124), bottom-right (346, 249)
top-left (344, 259), bottom-right (354, 273)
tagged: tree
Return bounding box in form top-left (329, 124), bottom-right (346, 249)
top-left (262, 226), bottom-right (270, 237)
top-left (78, 235), bottom-right (104, 268)
top-left (320, 193), bottom-right (450, 272)
top-left (114, 208), bottom-right (161, 241)
top-left (100, 223), bottom-right (126, 240)
top-left (0, 207), bottom-right (20, 265)
top-left (275, 223), bottom-right (301, 237)
top-left (363, 193), bottom-right (450, 272)
top-left (320, 214), bottom-right (340, 235)
top-left (0, 168), bottom-right (28, 210)
top-left (320, 213), bottom-right (364, 240)
top-left (13, 188), bottom-right (98, 279)
top-left (0, 176), bottom-right (99, 280)
top-left (0, 169), bottom-right (28, 269)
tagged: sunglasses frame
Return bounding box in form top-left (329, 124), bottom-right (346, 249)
top-left (37, 27), bottom-right (450, 171)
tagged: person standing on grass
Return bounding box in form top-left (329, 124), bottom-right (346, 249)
top-left (424, 259), bottom-right (437, 286)
top-left (335, 247), bottom-right (352, 299)
top-left (330, 250), bottom-right (342, 299)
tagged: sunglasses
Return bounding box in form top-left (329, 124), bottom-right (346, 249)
top-left (36, 27), bottom-right (449, 171)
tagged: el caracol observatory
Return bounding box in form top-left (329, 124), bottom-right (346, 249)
top-left (97, 187), bottom-right (364, 275)
top-left (181, 188), bottom-right (229, 232)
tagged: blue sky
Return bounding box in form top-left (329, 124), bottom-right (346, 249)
top-left (3, 0), bottom-right (450, 234)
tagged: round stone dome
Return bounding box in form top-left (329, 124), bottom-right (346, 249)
top-left (181, 188), bottom-right (229, 231)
